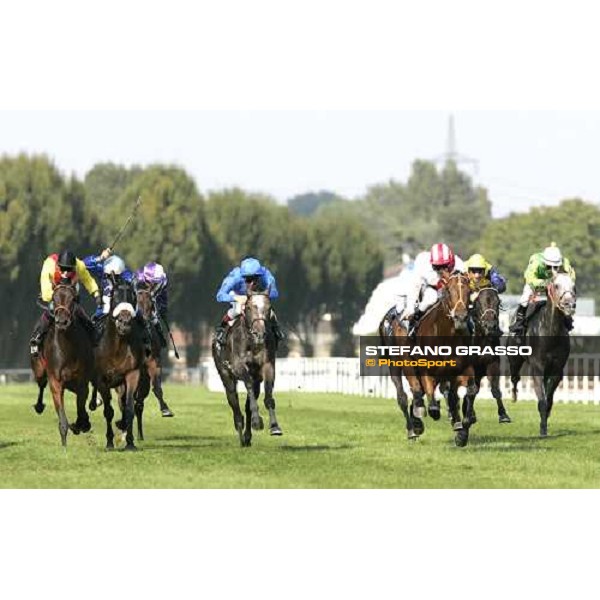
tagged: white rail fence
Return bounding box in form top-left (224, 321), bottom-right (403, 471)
top-left (4, 355), bottom-right (600, 404)
top-left (204, 355), bottom-right (600, 404)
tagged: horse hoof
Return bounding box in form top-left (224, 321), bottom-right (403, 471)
top-left (241, 439), bottom-right (252, 448)
top-left (32, 403), bottom-right (45, 415)
top-left (105, 443), bottom-right (115, 451)
top-left (540, 429), bottom-right (548, 438)
top-left (69, 425), bottom-right (81, 435)
top-left (407, 430), bottom-right (419, 440)
top-left (455, 430), bottom-right (469, 447)
top-left (161, 408), bottom-right (174, 417)
top-left (499, 414), bottom-right (512, 424)
top-left (252, 416), bottom-right (264, 431)
top-left (270, 426), bottom-right (283, 436)
top-left (122, 444), bottom-right (138, 452)
top-left (427, 404), bottom-right (441, 421)
top-left (413, 406), bottom-right (425, 419)
top-left (511, 391), bottom-right (518, 403)
top-left (412, 418), bottom-right (425, 436)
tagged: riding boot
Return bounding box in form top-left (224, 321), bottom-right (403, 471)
top-left (382, 307), bottom-right (397, 338)
top-left (30, 313), bottom-right (51, 357)
top-left (564, 315), bottom-right (574, 332)
top-left (154, 320), bottom-right (168, 348)
top-left (509, 305), bottom-right (527, 335)
top-left (76, 306), bottom-right (97, 345)
top-left (214, 313), bottom-right (231, 354)
top-left (408, 309), bottom-right (423, 339)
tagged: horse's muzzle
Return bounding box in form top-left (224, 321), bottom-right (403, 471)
top-left (116, 314), bottom-right (133, 335)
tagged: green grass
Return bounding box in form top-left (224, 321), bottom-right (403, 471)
top-left (1, 384), bottom-right (600, 488)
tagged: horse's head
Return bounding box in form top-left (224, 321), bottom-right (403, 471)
top-left (473, 287), bottom-right (501, 336)
top-left (244, 288), bottom-right (272, 347)
top-left (135, 281), bottom-right (154, 321)
top-left (52, 283), bottom-right (77, 330)
top-left (109, 275), bottom-right (137, 335)
top-left (442, 273), bottom-right (470, 332)
top-left (548, 273), bottom-right (577, 317)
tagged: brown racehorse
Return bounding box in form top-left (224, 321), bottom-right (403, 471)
top-left (129, 283), bottom-right (174, 441)
top-left (379, 272), bottom-right (476, 446)
top-left (212, 289), bottom-right (282, 447)
top-left (30, 283), bottom-right (94, 447)
top-left (94, 276), bottom-right (145, 451)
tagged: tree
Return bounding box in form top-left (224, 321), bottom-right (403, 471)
top-left (287, 190), bottom-right (343, 216)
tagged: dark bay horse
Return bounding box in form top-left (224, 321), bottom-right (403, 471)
top-left (465, 287), bottom-right (511, 424)
top-left (94, 276), bottom-right (146, 450)
top-left (30, 283), bottom-right (94, 447)
top-left (509, 273), bottom-right (575, 437)
top-left (212, 289), bottom-right (282, 447)
top-left (380, 272), bottom-right (476, 446)
top-left (135, 282), bottom-right (174, 426)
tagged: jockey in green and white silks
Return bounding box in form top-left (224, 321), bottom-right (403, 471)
top-left (510, 242), bottom-right (576, 334)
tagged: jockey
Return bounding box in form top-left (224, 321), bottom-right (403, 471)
top-left (403, 243), bottom-right (464, 336)
top-left (135, 261), bottom-right (169, 348)
top-left (214, 256), bottom-right (284, 351)
top-left (83, 248), bottom-right (135, 318)
top-left (464, 254), bottom-right (507, 300)
top-left (30, 250), bottom-right (101, 356)
top-left (509, 242), bottom-right (576, 335)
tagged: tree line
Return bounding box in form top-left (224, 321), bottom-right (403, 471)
top-left (2, 153), bottom-right (598, 367)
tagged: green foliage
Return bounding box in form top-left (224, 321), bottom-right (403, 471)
top-left (479, 199), bottom-right (600, 305)
top-left (287, 190), bottom-right (342, 216)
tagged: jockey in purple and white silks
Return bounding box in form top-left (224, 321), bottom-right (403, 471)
top-left (135, 262), bottom-right (169, 348)
top-left (214, 256), bottom-right (284, 351)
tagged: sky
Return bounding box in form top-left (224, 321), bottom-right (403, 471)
top-left (1, 110), bottom-right (598, 219)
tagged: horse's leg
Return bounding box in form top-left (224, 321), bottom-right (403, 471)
top-left (244, 377), bottom-right (264, 432)
top-left (49, 378), bottom-right (69, 448)
top-left (489, 360), bottom-right (511, 423)
top-left (392, 374), bottom-right (417, 439)
top-left (123, 371), bottom-right (140, 450)
top-left (89, 384), bottom-right (104, 411)
top-left (422, 376), bottom-right (441, 421)
top-left (545, 374), bottom-right (562, 421)
top-left (262, 362), bottom-right (282, 436)
top-left (407, 377), bottom-right (426, 435)
top-left (33, 377), bottom-right (47, 414)
top-left (101, 386), bottom-right (115, 450)
top-left (532, 374), bottom-right (549, 437)
top-left (224, 381), bottom-right (245, 447)
top-left (509, 354), bottom-right (526, 402)
top-left (135, 391), bottom-right (145, 442)
top-left (243, 394), bottom-right (253, 447)
top-left (70, 383), bottom-right (91, 434)
top-left (148, 358), bottom-right (173, 417)
top-left (461, 374), bottom-right (479, 426)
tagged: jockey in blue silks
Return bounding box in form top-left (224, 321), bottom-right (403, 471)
top-left (214, 256), bottom-right (285, 350)
top-left (83, 248), bottom-right (135, 319)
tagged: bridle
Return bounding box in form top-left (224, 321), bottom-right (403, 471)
top-left (473, 287), bottom-right (500, 334)
top-left (442, 273), bottom-right (469, 320)
top-left (52, 284), bottom-right (76, 327)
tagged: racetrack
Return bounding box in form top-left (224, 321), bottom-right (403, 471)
top-left (1, 384), bottom-right (600, 488)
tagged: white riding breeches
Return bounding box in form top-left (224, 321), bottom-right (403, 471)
top-left (519, 283), bottom-right (535, 307)
top-left (418, 286), bottom-right (439, 313)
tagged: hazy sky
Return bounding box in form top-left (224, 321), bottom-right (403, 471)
top-left (1, 110), bottom-right (598, 218)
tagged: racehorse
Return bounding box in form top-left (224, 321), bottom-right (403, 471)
top-left (29, 282), bottom-right (94, 447)
top-left (134, 281), bottom-right (175, 424)
top-left (379, 272), bottom-right (477, 446)
top-left (509, 273), bottom-right (575, 437)
top-left (464, 287), bottom-right (511, 424)
top-left (94, 276), bottom-right (146, 450)
top-left (212, 288), bottom-right (282, 447)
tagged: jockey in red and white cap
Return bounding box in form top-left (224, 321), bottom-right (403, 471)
top-left (401, 243), bottom-right (464, 335)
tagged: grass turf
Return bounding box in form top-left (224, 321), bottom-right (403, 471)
top-left (1, 384), bottom-right (599, 488)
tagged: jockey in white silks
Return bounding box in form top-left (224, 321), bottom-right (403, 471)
top-left (386, 244), bottom-right (464, 336)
